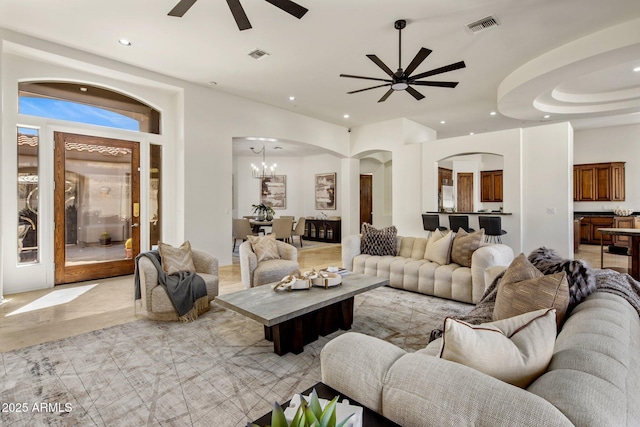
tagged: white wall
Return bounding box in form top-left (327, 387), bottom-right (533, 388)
top-left (574, 123), bottom-right (640, 212)
top-left (351, 118), bottom-right (437, 236)
top-left (423, 123), bottom-right (574, 256)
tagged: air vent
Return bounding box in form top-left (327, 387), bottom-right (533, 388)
top-left (247, 49), bottom-right (270, 60)
top-left (466, 15), bottom-right (500, 33)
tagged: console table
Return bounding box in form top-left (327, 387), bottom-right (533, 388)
top-left (305, 218), bottom-right (341, 243)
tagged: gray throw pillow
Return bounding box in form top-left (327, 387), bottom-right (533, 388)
top-left (360, 223), bottom-right (397, 256)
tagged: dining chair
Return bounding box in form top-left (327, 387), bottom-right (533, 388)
top-left (478, 216), bottom-right (507, 243)
top-left (291, 217), bottom-right (306, 247)
top-left (449, 215), bottom-right (475, 233)
top-left (232, 218), bottom-right (258, 251)
top-left (271, 218), bottom-right (294, 243)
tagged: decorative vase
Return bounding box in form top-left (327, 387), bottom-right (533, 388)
top-left (266, 212), bottom-right (273, 221)
top-left (257, 214), bottom-right (265, 221)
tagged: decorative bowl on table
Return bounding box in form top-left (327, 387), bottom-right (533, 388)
top-left (614, 208), bottom-right (634, 216)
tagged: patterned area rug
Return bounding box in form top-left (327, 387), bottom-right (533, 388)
top-left (1, 286), bottom-right (470, 427)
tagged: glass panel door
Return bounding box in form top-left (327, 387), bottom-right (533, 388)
top-left (54, 132), bottom-right (140, 284)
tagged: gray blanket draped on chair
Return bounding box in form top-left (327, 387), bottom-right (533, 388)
top-left (134, 250), bottom-right (209, 322)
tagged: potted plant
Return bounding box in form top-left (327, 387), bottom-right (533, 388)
top-left (99, 231), bottom-right (112, 246)
top-left (250, 388), bottom-right (353, 427)
top-left (252, 203), bottom-right (275, 221)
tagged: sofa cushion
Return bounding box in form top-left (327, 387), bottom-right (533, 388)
top-left (398, 237), bottom-right (416, 258)
top-left (494, 253), bottom-right (570, 326)
top-left (424, 230), bottom-right (454, 265)
top-left (247, 234), bottom-right (281, 263)
top-left (439, 308), bottom-right (557, 387)
top-left (158, 240), bottom-right (196, 275)
top-left (360, 223), bottom-right (397, 256)
top-left (450, 229), bottom-right (485, 267)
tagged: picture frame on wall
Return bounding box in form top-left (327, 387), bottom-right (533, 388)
top-left (315, 173), bottom-right (336, 210)
top-left (260, 175), bottom-right (286, 209)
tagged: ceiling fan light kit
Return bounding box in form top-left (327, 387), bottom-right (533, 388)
top-left (340, 19), bottom-right (466, 102)
top-left (168, 0), bottom-right (308, 31)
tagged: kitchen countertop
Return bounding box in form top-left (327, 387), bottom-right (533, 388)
top-left (574, 211), bottom-right (638, 219)
top-left (426, 211), bottom-right (513, 215)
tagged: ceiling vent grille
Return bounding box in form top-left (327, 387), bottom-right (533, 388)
top-left (466, 15), bottom-right (500, 33)
top-left (247, 49), bottom-right (270, 60)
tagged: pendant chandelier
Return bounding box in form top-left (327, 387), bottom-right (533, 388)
top-left (250, 145), bottom-right (277, 179)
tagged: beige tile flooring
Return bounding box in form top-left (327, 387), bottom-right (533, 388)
top-left (0, 244), bottom-right (342, 353)
top-left (0, 242), bottom-right (627, 353)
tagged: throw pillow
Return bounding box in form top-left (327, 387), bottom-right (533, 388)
top-left (360, 223), bottom-right (397, 256)
top-left (424, 230), bottom-right (454, 265)
top-left (528, 247), bottom-right (596, 310)
top-left (158, 241), bottom-right (196, 275)
top-left (450, 228), bottom-right (485, 267)
top-left (493, 253), bottom-right (570, 326)
top-left (439, 308), bottom-right (557, 388)
top-left (247, 234), bottom-right (281, 263)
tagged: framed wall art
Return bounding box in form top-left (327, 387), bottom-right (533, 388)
top-left (260, 175), bottom-right (286, 209)
top-left (315, 173), bottom-right (336, 210)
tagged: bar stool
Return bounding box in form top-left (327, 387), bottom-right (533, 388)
top-left (479, 216), bottom-right (507, 243)
top-left (422, 214), bottom-right (447, 237)
top-left (449, 215), bottom-right (475, 233)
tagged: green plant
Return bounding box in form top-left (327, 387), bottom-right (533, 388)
top-left (252, 203), bottom-right (275, 216)
top-left (251, 389), bottom-right (353, 427)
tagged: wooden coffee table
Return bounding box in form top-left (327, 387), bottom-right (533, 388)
top-left (215, 272), bottom-right (388, 355)
top-left (251, 382), bottom-right (401, 426)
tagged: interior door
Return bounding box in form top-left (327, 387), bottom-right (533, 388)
top-left (360, 174), bottom-right (373, 227)
top-left (54, 132), bottom-right (140, 284)
top-left (456, 172), bottom-right (474, 213)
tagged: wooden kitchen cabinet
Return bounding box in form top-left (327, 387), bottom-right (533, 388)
top-left (611, 216), bottom-right (640, 252)
top-left (580, 216), bottom-right (615, 245)
top-left (480, 170), bottom-right (503, 202)
top-left (573, 162), bottom-right (625, 202)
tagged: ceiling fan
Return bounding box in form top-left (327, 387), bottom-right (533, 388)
top-left (340, 19), bottom-right (466, 102)
top-left (168, 0), bottom-right (308, 31)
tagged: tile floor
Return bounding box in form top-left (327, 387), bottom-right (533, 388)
top-left (0, 242), bottom-right (626, 353)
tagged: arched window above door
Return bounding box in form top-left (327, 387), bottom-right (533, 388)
top-left (18, 82), bottom-right (161, 134)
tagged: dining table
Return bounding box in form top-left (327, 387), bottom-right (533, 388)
top-left (249, 218), bottom-right (297, 234)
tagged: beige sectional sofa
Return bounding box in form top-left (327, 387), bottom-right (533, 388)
top-left (321, 290), bottom-right (640, 426)
top-left (342, 234), bottom-right (514, 304)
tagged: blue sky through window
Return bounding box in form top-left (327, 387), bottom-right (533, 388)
top-left (19, 97), bottom-right (139, 131)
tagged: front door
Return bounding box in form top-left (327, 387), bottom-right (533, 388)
top-left (54, 132), bottom-right (140, 284)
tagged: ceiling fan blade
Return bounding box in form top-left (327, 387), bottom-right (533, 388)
top-left (378, 89), bottom-right (394, 103)
top-left (411, 80), bottom-right (459, 88)
top-left (410, 61), bottom-right (466, 80)
top-left (340, 74), bottom-right (392, 83)
top-left (227, 0), bottom-right (252, 30)
top-left (403, 48), bottom-right (433, 77)
top-left (347, 84), bottom-right (391, 95)
top-left (406, 86), bottom-right (425, 101)
top-left (264, 0), bottom-right (309, 19)
top-left (168, 0), bottom-right (198, 17)
top-left (366, 55), bottom-right (395, 77)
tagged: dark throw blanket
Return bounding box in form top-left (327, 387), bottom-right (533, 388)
top-left (134, 250), bottom-right (209, 322)
top-left (428, 261), bottom-right (640, 343)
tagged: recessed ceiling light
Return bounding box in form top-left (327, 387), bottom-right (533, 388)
top-left (469, 132), bottom-right (475, 135)
top-left (490, 111), bottom-right (497, 116)
top-left (343, 114), bottom-right (350, 119)
top-left (634, 66), bottom-right (640, 72)
top-left (543, 114), bottom-right (551, 119)
top-left (118, 39), bottom-right (132, 46)
top-left (440, 120), bottom-right (446, 124)
top-left (79, 87), bottom-right (88, 92)
top-left (247, 137), bottom-right (257, 140)
top-left (289, 96), bottom-right (295, 101)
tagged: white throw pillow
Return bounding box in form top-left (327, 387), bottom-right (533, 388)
top-left (424, 230), bottom-right (453, 265)
top-left (439, 308), bottom-right (557, 388)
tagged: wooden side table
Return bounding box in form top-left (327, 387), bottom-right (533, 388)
top-left (250, 382), bottom-right (400, 427)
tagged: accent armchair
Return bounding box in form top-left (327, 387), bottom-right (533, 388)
top-left (239, 240), bottom-right (299, 288)
top-left (136, 249), bottom-right (219, 321)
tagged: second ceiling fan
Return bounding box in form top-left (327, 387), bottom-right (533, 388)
top-left (168, 0), bottom-right (308, 31)
top-left (340, 19), bottom-right (466, 102)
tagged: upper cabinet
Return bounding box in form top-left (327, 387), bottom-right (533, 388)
top-left (480, 170), bottom-right (503, 202)
top-left (573, 162), bottom-right (625, 202)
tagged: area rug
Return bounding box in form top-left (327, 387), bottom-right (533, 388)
top-left (0, 286), bottom-right (470, 427)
